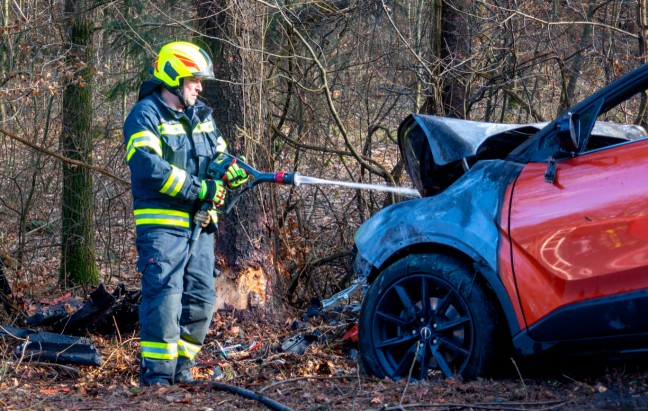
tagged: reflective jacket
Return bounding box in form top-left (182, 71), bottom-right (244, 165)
top-left (123, 83), bottom-right (227, 233)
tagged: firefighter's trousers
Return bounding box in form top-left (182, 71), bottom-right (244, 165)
top-left (136, 227), bottom-right (216, 386)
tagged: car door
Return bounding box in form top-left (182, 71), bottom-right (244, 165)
top-left (508, 138), bottom-right (648, 341)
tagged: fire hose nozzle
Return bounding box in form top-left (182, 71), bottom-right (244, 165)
top-left (273, 171), bottom-right (300, 186)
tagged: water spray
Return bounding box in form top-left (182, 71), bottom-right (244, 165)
top-left (189, 153), bottom-right (420, 257)
top-left (208, 152), bottom-right (421, 202)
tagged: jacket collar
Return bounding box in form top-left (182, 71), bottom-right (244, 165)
top-left (151, 92), bottom-right (213, 123)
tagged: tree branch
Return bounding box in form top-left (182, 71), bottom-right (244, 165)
top-left (0, 128), bottom-right (130, 186)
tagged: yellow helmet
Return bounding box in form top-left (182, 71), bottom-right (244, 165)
top-left (153, 41), bottom-right (214, 88)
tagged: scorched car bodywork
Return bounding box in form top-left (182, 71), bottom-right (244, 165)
top-left (355, 63), bottom-right (648, 380)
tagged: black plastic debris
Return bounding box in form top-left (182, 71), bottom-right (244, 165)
top-left (0, 257), bottom-right (18, 316)
top-left (25, 296), bottom-right (84, 328)
top-left (280, 330), bottom-right (320, 355)
top-left (25, 283), bottom-right (141, 337)
top-left (0, 325), bottom-right (103, 366)
top-left (58, 283), bottom-right (140, 337)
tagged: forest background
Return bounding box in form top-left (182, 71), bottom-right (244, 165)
top-left (1, 0), bottom-right (648, 409)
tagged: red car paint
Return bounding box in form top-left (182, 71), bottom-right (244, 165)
top-left (509, 139), bottom-right (648, 326)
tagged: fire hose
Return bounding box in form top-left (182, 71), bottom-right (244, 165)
top-left (188, 153), bottom-right (299, 257)
top-left (204, 381), bottom-right (294, 411)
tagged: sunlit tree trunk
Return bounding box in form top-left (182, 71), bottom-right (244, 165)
top-left (59, 0), bottom-right (98, 287)
top-left (197, 0), bottom-right (278, 312)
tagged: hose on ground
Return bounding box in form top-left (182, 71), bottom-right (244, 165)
top-left (206, 381), bottom-right (294, 411)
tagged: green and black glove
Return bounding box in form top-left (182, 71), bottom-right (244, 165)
top-left (223, 161), bottom-right (250, 189)
top-left (199, 179), bottom-right (226, 207)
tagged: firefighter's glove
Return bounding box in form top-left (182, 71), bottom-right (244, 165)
top-left (223, 162), bottom-right (249, 189)
top-left (194, 210), bottom-right (211, 228)
top-left (200, 180), bottom-right (226, 207)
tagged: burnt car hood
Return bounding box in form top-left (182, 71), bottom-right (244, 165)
top-left (398, 115), bottom-right (548, 166)
top-left (400, 114), bottom-right (645, 165)
top-left (398, 114), bottom-right (644, 196)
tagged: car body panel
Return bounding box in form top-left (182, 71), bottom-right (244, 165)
top-left (497, 183), bottom-right (528, 331)
top-left (353, 160), bottom-right (525, 334)
top-left (510, 139), bottom-right (648, 330)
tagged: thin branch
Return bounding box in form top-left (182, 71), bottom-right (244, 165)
top-left (493, 4), bottom-right (639, 39)
top-left (263, 0), bottom-right (393, 182)
top-left (0, 128), bottom-right (130, 186)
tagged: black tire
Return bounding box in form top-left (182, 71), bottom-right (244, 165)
top-left (359, 253), bottom-right (502, 380)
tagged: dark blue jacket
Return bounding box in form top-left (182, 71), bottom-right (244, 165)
top-left (123, 82), bottom-right (227, 232)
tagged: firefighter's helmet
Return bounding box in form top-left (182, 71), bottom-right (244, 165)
top-left (153, 41), bottom-right (214, 88)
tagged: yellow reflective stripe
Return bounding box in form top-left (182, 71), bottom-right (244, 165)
top-left (126, 131), bottom-right (162, 161)
top-left (158, 123), bottom-right (185, 135)
top-left (141, 341), bottom-right (178, 360)
top-left (135, 218), bottom-right (190, 228)
top-left (160, 165), bottom-right (187, 197)
top-left (134, 209), bottom-right (190, 228)
top-left (134, 209), bottom-right (190, 217)
top-left (178, 339), bottom-right (201, 359)
top-left (215, 137), bottom-right (226, 152)
top-left (194, 121), bottom-right (215, 133)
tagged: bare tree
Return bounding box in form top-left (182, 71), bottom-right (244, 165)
top-left (60, 0), bottom-right (98, 287)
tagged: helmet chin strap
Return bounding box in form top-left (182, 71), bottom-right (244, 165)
top-left (163, 78), bottom-right (192, 109)
top-left (173, 79), bottom-right (192, 108)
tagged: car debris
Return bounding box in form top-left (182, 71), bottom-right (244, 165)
top-left (280, 331), bottom-right (320, 356)
top-left (0, 324), bottom-right (103, 366)
top-left (20, 282), bottom-right (140, 337)
top-left (318, 277), bottom-right (366, 312)
top-left (0, 281), bottom-right (139, 367)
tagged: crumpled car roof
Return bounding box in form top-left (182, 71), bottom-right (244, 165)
top-left (399, 114), bottom-right (645, 166)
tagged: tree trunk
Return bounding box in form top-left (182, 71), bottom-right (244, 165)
top-left (197, 0), bottom-right (278, 312)
top-left (560, 0), bottom-right (597, 113)
top-left (422, 0), bottom-right (468, 118)
top-left (1, 0), bottom-right (8, 124)
top-left (59, 0), bottom-right (98, 287)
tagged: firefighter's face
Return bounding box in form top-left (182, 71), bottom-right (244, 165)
top-left (182, 77), bottom-right (203, 107)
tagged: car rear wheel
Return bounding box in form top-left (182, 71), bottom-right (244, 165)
top-left (359, 253), bottom-right (502, 380)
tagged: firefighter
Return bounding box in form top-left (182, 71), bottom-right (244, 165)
top-left (123, 41), bottom-right (247, 386)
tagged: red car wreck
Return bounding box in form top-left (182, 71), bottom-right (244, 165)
top-left (353, 63), bottom-right (648, 380)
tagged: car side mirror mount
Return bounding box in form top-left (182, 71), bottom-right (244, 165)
top-left (556, 112), bottom-right (579, 153)
top-left (546, 113), bottom-right (579, 184)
